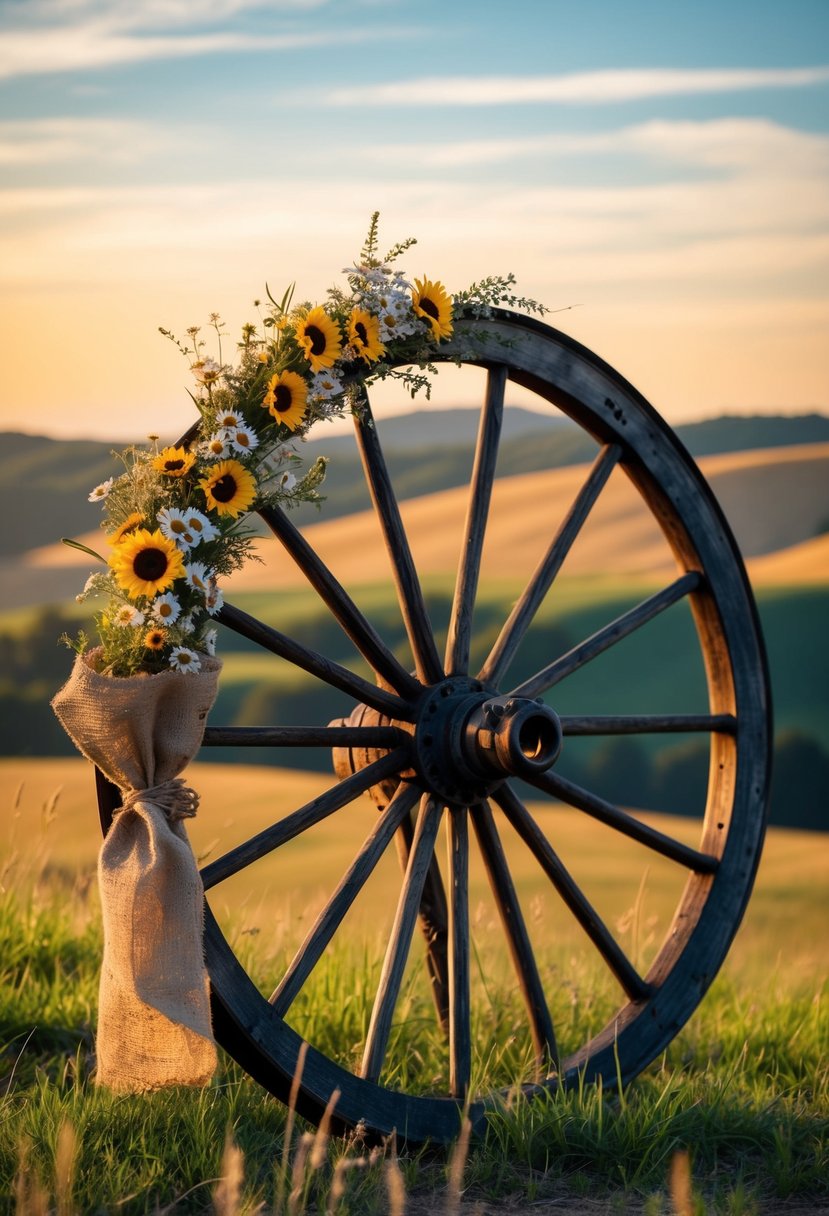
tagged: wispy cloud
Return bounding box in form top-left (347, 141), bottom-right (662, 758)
top-left (0, 24), bottom-right (386, 79)
top-left (325, 65), bottom-right (829, 107)
top-left (0, 117), bottom-right (186, 165)
top-left (367, 117), bottom-right (829, 175)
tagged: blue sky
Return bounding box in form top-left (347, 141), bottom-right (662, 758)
top-left (1, 0), bottom-right (827, 438)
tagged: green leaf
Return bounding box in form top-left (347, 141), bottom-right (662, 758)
top-left (61, 537), bottom-right (106, 563)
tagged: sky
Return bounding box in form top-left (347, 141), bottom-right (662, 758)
top-left (1, 0), bottom-right (828, 440)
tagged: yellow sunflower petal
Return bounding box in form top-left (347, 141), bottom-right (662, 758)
top-left (262, 370), bottom-right (308, 432)
top-left (108, 528), bottom-right (186, 599)
top-left (348, 307), bottom-right (386, 363)
top-left (151, 446), bottom-right (195, 478)
top-left (412, 277), bottom-right (453, 341)
top-left (198, 458), bottom-right (257, 518)
top-left (293, 306), bottom-right (343, 373)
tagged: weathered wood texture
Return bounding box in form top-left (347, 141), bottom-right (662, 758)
top-left (96, 309), bottom-right (771, 1145)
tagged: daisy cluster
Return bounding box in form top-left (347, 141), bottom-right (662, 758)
top-left (70, 214), bottom-right (540, 677)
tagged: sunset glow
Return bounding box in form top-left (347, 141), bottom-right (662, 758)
top-left (1, 0), bottom-right (827, 439)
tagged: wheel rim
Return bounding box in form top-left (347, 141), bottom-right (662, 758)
top-left (97, 309), bottom-right (772, 1144)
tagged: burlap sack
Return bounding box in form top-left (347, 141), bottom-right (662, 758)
top-left (51, 647), bottom-right (221, 1091)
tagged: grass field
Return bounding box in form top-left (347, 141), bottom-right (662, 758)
top-left (2, 758), bottom-right (827, 1214)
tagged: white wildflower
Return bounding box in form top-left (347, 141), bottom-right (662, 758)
top-left (191, 357), bottom-right (222, 385)
top-left (152, 592), bottom-right (181, 625)
top-left (227, 423), bottom-right (259, 454)
top-left (88, 478), bottom-right (114, 503)
top-left (113, 604), bottom-right (145, 628)
top-left (185, 561), bottom-right (211, 593)
top-left (199, 433), bottom-right (231, 460)
top-left (169, 646), bottom-right (201, 673)
top-left (309, 371), bottom-right (343, 402)
top-left (204, 576), bottom-right (224, 616)
top-left (157, 507), bottom-right (196, 549)
top-left (181, 507), bottom-right (219, 546)
top-left (203, 627), bottom-right (218, 656)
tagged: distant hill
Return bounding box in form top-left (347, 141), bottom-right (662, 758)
top-left (2, 411), bottom-right (829, 558)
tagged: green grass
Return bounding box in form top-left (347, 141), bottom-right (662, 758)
top-left (1, 773), bottom-right (827, 1214)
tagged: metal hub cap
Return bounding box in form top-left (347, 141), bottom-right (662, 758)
top-left (413, 676), bottom-right (563, 805)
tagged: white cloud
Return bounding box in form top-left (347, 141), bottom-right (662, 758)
top-left (0, 24), bottom-right (374, 78)
top-left (325, 65), bottom-right (829, 107)
top-left (0, 117), bottom-right (185, 165)
top-left (376, 118), bottom-right (829, 175)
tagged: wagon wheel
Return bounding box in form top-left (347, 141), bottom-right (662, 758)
top-left (97, 309), bottom-right (771, 1144)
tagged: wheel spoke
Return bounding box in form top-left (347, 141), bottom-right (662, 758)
top-left (269, 783), bottom-right (421, 1014)
top-left (258, 503), bottom-right (422, 700)
top-left (200, 747), bottom-right (411, 890)
top-left (361, 795), bottom-right (444, 1084)
top-left (445, 365), bottom-right (507, 675)
top-left (203, 725), bottom-right (410, 748)
top-left (560, 713), bottom-right (737, 736)
top-left (218, 601), bottom-right (414, 721)
top-left (353, 396), bottom-right (444, 685)
top-left (392, 813), bottom-right (450, 1032)
top-left (471, 801), bottom-right (558, 1075)
top-left (527, 769), bottom-right (720, 873)
top-left (511, 571), bottom-right (703, 699)
top-left (446, 805), bottom-right (471, 1099)
top-left (493, 785), bottom-right (651, 1001)
top-left (479, 444), bottom-right (621, 686)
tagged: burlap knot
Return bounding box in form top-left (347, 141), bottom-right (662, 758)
top-left (118, 778), bottom-right (200, 823)
top-left (51, 647), bottom-right (222, 1092)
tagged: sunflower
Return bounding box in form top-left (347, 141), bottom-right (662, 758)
top-left (152, 446), bottom-right (196, 478)
top-left (108, 511), bottom-right (144, 546)
top-left (144, 626), bottom-right (167, 651)
top-left (109, 528), bottom-right (186, 600)
top-left (198, 459), bottom-right (257, 518)
top-left (293, 306), bottom-right (342, 373)
top-left (348, 307), bottom-right (385, 363)
top-left (262, 370), bottom-right (308, 432)
top-left (412, 277), bottom-right (453, 341)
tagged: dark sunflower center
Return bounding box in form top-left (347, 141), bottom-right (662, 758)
top-left (211, 473), bottom-right (237, 503)
top-left (164, 459), bottom-right (186, 472)
top-left (419, 297), bottom-right (439, 321)
top-left (355, 321), bottom-right (368, 345)
top-left (273, 385), bottom-right (293, 412)
top-left (134, 548), bottom-right (169, 581)
top-left (306, 325), bottom-right (326, 355)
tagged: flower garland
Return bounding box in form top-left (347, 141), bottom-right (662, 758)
top-left (68, 214), bottom-right (545, 678)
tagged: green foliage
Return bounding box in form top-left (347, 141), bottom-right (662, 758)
top-left (1, 855), bottom-right (826, 1214)
top-left (2, 582), bottom-right (828, 830)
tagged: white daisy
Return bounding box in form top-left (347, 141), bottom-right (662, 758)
top-left (185, 561), bottom-right (212, 593)
top-left (157, 507), bottom-right (196, 549)
top-left (279, 471), bottom-right (297, 492)
top-left (113, 604), bottom-right (145, 628)
top-left (181, 508), bottom-right (219, 546)
top-left (216, 411), bottom-right (241, 430)
top-left (227, 423), bottom-right (259, 454)
top-left (152, 592), bottom-right (181, 625)
top-left (88, 478), bottom-right (114, 503)
top-left (309, 371), bottom-right (343, 402)
top-left (169, 646), bottom-right (201, 673)
top-left (204, 576), bottom-right (224, 616)
top-left (203, 627), bottom-right (218, 656)
top-left (177, 611), bottom-right (197, 634)
top-left (199, 433), bottom-right (231, 460)
top-left (191, 357), bottom-right (221, 385)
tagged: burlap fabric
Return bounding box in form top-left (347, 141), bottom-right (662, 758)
top-left (52, 647), bottom-right (221, 1091)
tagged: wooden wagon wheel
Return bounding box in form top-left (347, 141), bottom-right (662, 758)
top-left (97, 309), bottom-right (771, 1144)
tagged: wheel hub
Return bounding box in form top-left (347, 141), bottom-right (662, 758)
top-left (332, 677), bottom-right (562, 807)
